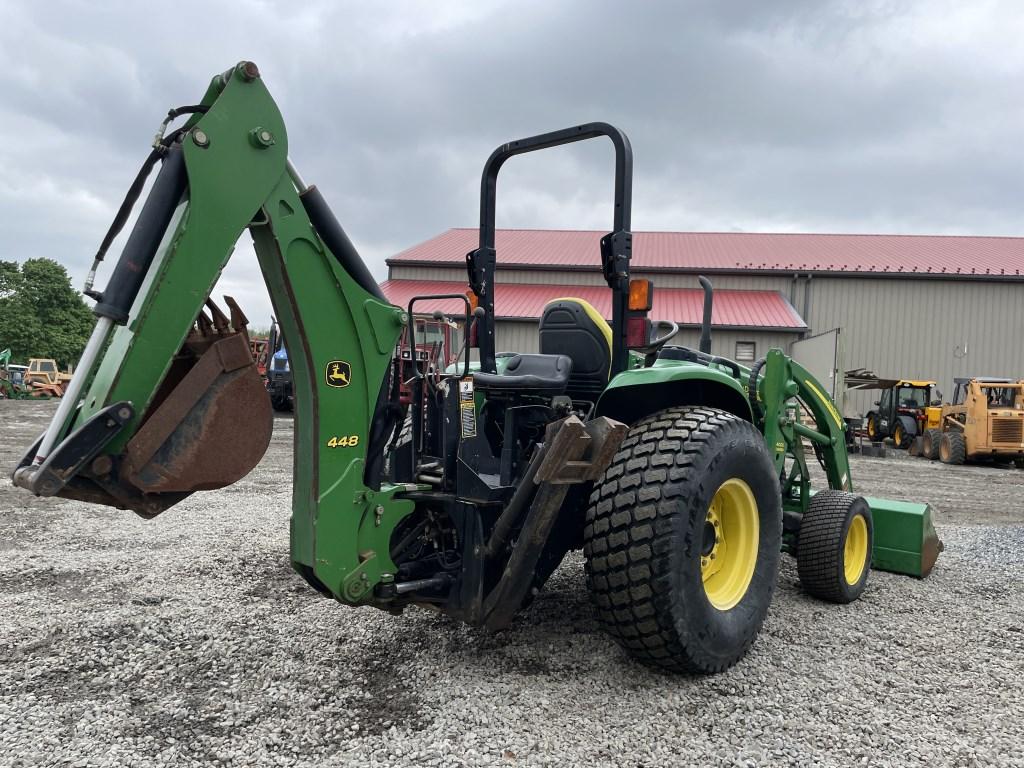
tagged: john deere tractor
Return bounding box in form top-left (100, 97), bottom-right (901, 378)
top-left (11, 63), bottom-right (940, 673)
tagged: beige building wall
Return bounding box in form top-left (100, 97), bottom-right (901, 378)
top-left (808, 277), bottom-right (1024, 416)
top-left (495, 320), bottom-right (796, 361)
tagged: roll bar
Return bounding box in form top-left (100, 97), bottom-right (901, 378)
top-left (465, 123), bottom-right (634, 374)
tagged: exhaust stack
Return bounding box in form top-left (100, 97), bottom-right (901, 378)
top-left (698, 276), bottom-right (713, 354)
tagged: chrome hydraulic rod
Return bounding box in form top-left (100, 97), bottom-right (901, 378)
top-left (33, 317), bottom-right (114, 463)
top-left (286, 158), bottom-right (309, 193)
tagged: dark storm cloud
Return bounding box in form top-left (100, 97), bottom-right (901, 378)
top-left (1, 0), bottom-right (1022, 322)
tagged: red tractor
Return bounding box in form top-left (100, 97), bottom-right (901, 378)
top-left (396, 314), bottom-right (460, 406)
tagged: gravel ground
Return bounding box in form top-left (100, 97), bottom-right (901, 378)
top-left (1, 400), bottom-right (1022, 767)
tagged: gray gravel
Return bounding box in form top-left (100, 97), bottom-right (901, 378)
top-left (1, 400), bottom-right (1023, 767)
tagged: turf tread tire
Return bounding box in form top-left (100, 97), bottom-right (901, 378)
top-left (796, 490), bottom-right (872, 604)
top-left (583, 406), bottom-right (781, 674)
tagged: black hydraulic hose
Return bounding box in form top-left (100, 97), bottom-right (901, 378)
top-left (87, 105), bottom-right (209, 295)
top-left (299, 186), bottom-right (386, 301)
top-left (87, 146), bottom-right (163, 294)
top-left (92, 144), bottom-right (188, 324)
top-left (748, 357), bottom-right (766, 423)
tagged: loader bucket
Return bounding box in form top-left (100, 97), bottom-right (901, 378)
top-left (864, 496), bottom-right (943, 578)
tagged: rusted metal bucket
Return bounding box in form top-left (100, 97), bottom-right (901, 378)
top-left (120, 298), bottom-right (273, 499)
top-left (12, 298), bottom-right (273, 518)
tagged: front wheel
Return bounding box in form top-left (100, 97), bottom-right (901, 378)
top-left (583, 406), bottom-right (782, 674)
top-left (922, 428), bottom-right (942, 460)
top-left (940, 431), bottom-right (966, 464)
top-left (797, 491), bottom-right (873, 603)
top-left (893, 421), bottom-right (909, 449)
top-left (866, 414), bottom-right (880, 441)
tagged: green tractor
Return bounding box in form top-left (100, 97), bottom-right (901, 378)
top-left (12, 62), bottom-right (941, 673)
top-left (0, 348), bottom-right (31, 400)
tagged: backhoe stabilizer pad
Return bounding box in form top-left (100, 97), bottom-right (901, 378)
top-left (864, 496), bottom-right (943, 578)
top-left (122, 333), bottom-right (273, 494)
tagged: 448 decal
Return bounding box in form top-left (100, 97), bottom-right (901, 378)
top-left (326, 434), bottom-right (360, 448)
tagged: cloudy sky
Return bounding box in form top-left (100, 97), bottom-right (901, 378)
top-left (2, 0), bottom-right (1022, 323)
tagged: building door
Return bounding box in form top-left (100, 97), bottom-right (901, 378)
top-left (790, 328), bottom-right (841, 398)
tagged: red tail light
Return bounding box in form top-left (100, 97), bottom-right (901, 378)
top-left (626, 317), bottom-right (650, 348)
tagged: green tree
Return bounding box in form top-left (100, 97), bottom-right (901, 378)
top-left (0, 259), bottom-right (93, 367)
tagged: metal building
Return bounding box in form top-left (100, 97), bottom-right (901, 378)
top-left (382, 228), bottom-right (1024, 417)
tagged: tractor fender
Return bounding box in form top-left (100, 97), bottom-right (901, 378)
top-left (595, 362), bottom-right (752, 426)
top-left (896, 413), bottom-right (919, 437)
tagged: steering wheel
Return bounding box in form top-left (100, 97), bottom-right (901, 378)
top-left (632, 319), bottom-right (679, 354)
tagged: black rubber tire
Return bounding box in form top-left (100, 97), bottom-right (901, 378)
top-left (796, 491), bottom-right (873, 604)
top-left (1014, 457), bottom-right (1024, 470)
top-left (893, 421), bottom-right (909, 449)
top-left (922, 428), bottom-right (942, 460)
top-left (271, 395), bottom-right (292, 412)
top-left (583, 406), bottom-right (782, 674)
top-left (866, 413), bottom-right (880, 441)
top-left (940, 431), bottom-right (966, 465)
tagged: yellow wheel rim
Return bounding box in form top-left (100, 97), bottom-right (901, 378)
top-left (894, 424), bottom-right (903, 445)
top-left (701, 478), bottom-right (759, 611)
top-left (868, 419), bottom-right (876, 438)
top-left (843, 514), bottom-right (869, 586)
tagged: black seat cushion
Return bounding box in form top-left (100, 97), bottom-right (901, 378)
top-left (539, 299), bottom-right (612, 398)
top-left (473, 354), bottom-right (572, 395)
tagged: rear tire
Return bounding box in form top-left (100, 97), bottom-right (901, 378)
top-left (583, 406), bottom-right (781, 674)
top-left (940, 431), bottom-right (966, 464)
top-left (922, 428), bottom-right (942, 460)
top-left (796, 491), bottom-right (873, 604)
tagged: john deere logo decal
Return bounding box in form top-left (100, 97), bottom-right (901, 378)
top-left (325, 360), bottom-right (352, 388)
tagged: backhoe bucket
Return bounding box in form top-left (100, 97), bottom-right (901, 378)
top-left (865, 496), bottom-right (943, 578)
top-left (12, 298), bottom-right (272, 518)
top-left (122, 332), bottom-right (271, 495)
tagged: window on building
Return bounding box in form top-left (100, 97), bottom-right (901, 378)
top-left (735, 341), bottom-right (756, 362)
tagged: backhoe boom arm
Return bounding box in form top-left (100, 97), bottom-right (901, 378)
top-left (12, 61), bottom-right (412, 603)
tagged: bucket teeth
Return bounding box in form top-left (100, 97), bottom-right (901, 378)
top-left (190, 297), bottom-right (250, 343)
top-left (205, 298), bottom-right (231, 334)
top-left (223, 295), bottom-right (249, 333)
top-left (195, 309), bottom-right (214, 338)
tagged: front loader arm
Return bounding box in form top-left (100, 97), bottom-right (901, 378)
top-left (12, 62), bottom-right (413, 602)
top-left (757, 348), bottom-right (852, 497)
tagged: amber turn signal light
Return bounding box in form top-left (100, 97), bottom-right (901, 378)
top-left (628, 279), bottom-right (653, 311)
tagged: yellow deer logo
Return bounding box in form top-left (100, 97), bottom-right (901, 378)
top-left (325, 360), bottom-right (352, 388)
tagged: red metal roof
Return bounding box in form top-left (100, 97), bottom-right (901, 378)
top-left (380, 279), bottom-right (806, 331)
top-left (388, 228), bottom-right (1024, 278)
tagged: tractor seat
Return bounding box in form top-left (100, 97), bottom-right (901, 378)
top-left (539, 298), bottom-right (612, 399)
top-left (473, 354), bottom-right (572, 396)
